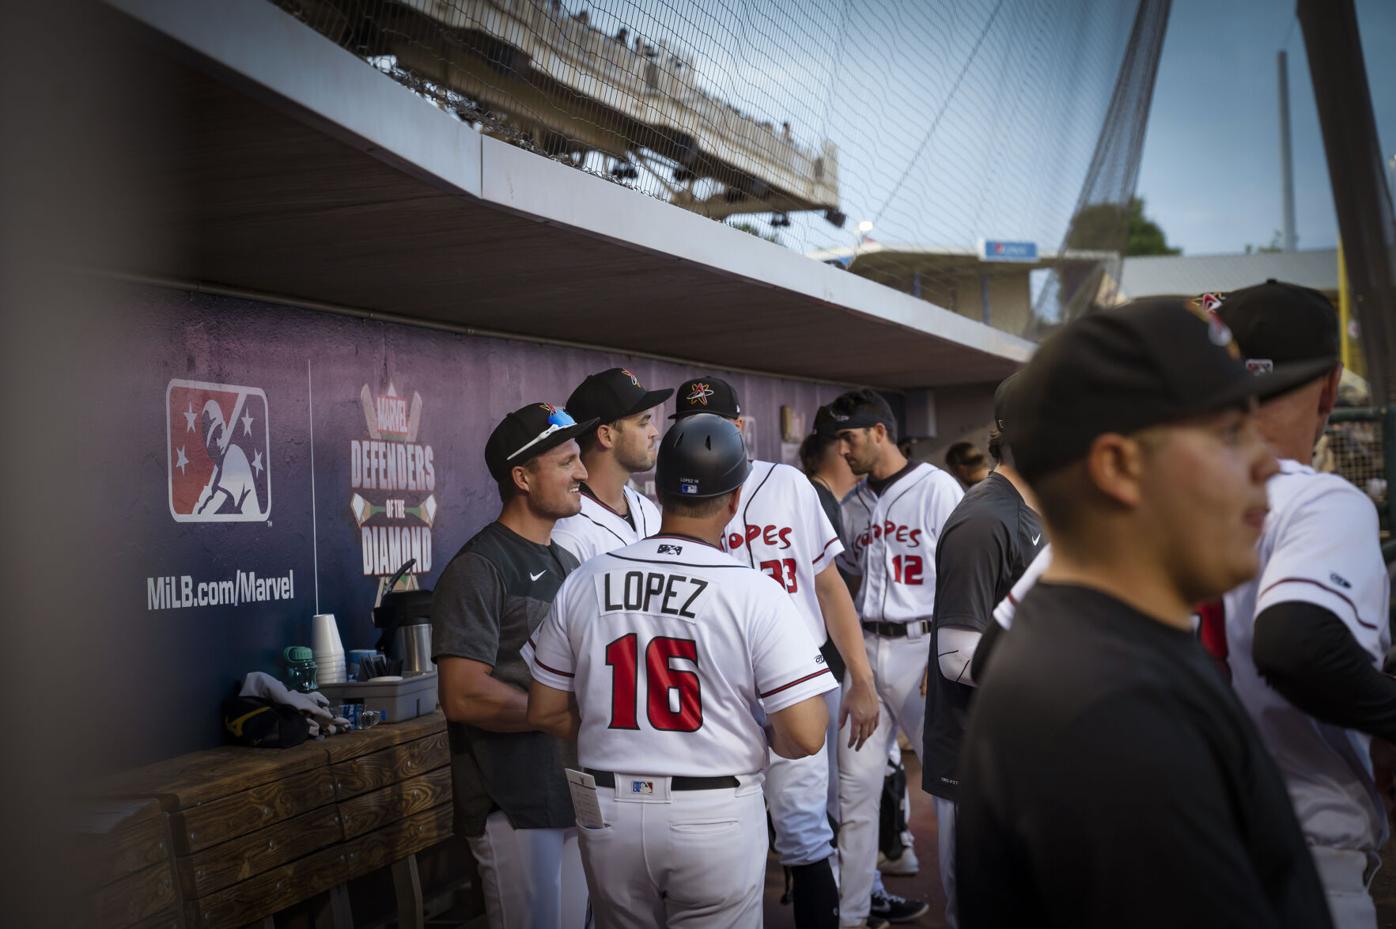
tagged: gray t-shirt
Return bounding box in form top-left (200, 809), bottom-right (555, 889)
top-left (431, 520), bottom-right (580, 836)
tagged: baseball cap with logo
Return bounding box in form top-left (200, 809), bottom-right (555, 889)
top-left (1211, 279), bottom-right (1340, 376)
top-left (484, 402), bottom-right (597, 482)
top-left (566, 368), bottom-right (674, 430)
top-left (670, 376), bottom-right (742, 420)
top-left (823, 388), bottom-right (897, 433)
top-left (1011, 297), bottom-right (1337, 483)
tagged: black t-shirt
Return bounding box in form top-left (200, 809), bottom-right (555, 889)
top-left (956, 583), bottom-right (1333, 929)
top-left (430, 521), bottom-right (580, 836)
top-left (923, 472), bottom-right (1043, 799)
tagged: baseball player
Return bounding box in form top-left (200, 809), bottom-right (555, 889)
top-left (1213, 281), bottom-right (1395, 927)
top-left (922, 372), bottom-right (1046, 929)
top-left (552, 368), bottom-right (673, 563)
top-left (431, 401), bottom-right (597, 929)
top-left (670, 378), bottom-right (880, 929)
top-left (967, 542), bottom-right (1051, 684)
top-left (957, 297), bottom-right (1333, 928)
top-left (829, 388), bottom-right (963, 928)
top-left (524, 413), bottom-right (838, 928)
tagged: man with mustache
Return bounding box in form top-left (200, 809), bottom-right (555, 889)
top-left (956, 298), bottom-right (1333, 928)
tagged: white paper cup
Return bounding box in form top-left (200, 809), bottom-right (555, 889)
top-left (311, 613), bottom-right (344, 659)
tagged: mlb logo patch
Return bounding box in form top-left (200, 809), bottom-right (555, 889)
top-left (166, 379), bottom-right (271, 522)
top-left (657, 544), bottom-right (684, 555)
top-left (679, 480), bottom-right (699, 495)
top-left (630, 780), bottom-right (655, 795)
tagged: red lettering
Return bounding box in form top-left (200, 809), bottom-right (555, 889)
top-left (910, 529), bottom-right (923, 546)
top-left (883, 520), bottom-right (896, 537)
top-left (896, 525), bottom-right (909, 542)
top-left (778, 527), bottom-right (793, 549)
top-left (727, 532), bottom-right (742, 550)
top-left (745, 525), bottom-right (762, 544)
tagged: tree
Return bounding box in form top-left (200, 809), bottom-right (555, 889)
top-left (1244, 229), bottom-right (1285, 254)
top-left (1065, 196), bottom-right (1180, 256)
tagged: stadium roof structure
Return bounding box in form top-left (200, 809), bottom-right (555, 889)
top-left (806, 243), bottom-right (1119, 333)
top-left (1119, 249), bottom-right (1341, 300)
top-left (807, 242), bottom-right (1119, 282)
top-left (102, 0), bottom-right (1033, 389)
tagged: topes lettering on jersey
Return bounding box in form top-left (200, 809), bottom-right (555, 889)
top-left (851, 521), bottom-right (924, 552)
top-left (524, 536), bottom-right (837, 776)
top-left (722, 461), bottom-right (843, 642)
top-left (840, 463), bottom-right (963, 623)
top-left (727, 523), bottom-right (795, 550)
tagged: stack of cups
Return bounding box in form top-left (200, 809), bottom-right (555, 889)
top-left (311, 613), bottom-right (346, 684)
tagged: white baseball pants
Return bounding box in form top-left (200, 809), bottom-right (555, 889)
top-left (578, 775), bottom-right (767, 928)
top-left (1310, 846), bottom-right (1378, 929)
top-left (466, 812), bottom-right (588, 929)
top-left (767, 689), bottom-right (841, 866)
top-left (836, 632), bottom-right (928, 927)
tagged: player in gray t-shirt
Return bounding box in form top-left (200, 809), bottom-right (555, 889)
top-left (431, 401), bottom-right (595, 929)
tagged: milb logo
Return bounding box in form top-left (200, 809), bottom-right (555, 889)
top-left (166, 379), bottom-right (271, 522)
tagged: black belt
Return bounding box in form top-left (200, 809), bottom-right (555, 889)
top-left (585, 768), bottom-right (740, 791)
top-left (861, 619), bottom-right (932, 637)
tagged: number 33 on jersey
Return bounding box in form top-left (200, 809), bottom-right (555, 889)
top-left (523, 535), bottom-right (838, 777)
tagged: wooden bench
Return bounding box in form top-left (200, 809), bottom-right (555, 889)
top-left (87, 711), bottom-right (455, 929)
top-left (73, 796), bottom-right (182, 929)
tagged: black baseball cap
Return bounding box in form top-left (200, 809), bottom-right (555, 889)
top-left (824, 388), bottom-right (897, 433)
top-left (671, 376), bottom-right (741, 420)
top-left (813, 403), bottom-right (841, 438)
top-left (1212, 279), bottom-right (1340, 375)
top-left (567, 368), bottom-right (673, 430)
top-left (1012, 297), bottom-right (1336, 483)
top-left (655, 413), bottom-right (751, 498)
top-left (484, 402), bottom-right (596, 482)
top-left (993, 371), bottom-right (1021, 434)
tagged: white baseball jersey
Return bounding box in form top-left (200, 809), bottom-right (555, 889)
top-left (722, 460), bottom-right (844, 643)
top-left (721, 459), bottom-right (845, 868)
top-left (551, 484), bottom-right (660, 564)
top-left (524, 535), bottom-right (837, 776)
top-left (992, 544), bottom-right (1052, 630)
top-left (839, 463), bottom-right (964, 623)
top-left (1223, 459), bottom-right (1391, 854)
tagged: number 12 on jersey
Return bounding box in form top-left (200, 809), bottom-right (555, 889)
top-left (891, 554), bottom-right (924, 585)
top-left (604, 633), bottom-right (704, 732)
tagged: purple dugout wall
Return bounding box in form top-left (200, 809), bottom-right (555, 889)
top-left (106, 285), bottom-right (844, 765)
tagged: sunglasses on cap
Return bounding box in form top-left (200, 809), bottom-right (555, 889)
top-left (507, 407), bottom-right (579, 461)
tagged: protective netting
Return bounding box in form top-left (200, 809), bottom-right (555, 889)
top-left (271, 0), bottom-right (1166, 336)
top-left (1320, 411), bottom-right (1389, 534)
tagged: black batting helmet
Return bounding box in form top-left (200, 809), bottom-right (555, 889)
top-left (656, 413), bottom-right (750, 499)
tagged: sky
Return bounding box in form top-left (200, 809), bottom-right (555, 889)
top-left (467, 0), bottom-right (1395, 263)
top-left (1135, 0), bottom-right (1396, 256)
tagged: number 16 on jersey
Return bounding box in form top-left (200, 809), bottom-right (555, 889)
top-left (605, 633), bottom-right (703, 732)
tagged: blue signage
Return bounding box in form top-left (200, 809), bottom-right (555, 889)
top-left (978, 239), bottom-right (1038, 263)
